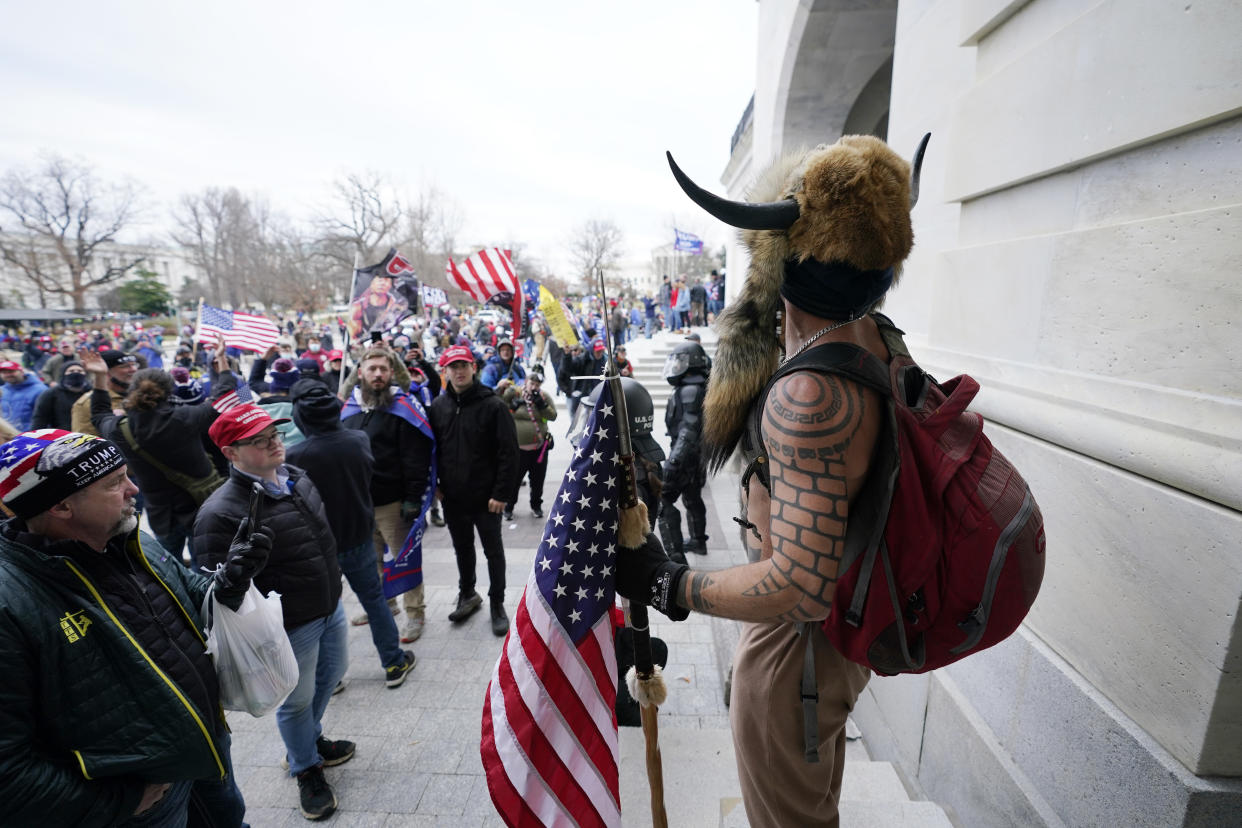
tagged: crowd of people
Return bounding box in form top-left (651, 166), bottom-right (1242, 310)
top-left (0, 278), bottom-right (720, 823)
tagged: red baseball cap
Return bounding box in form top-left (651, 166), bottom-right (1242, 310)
top-left (0, 361), bottom-right (22, 372)
top-left (326, 350), bottom-right (343, 361)
top-left (438, 345), bottom-right (474, 367)
top-left (209, 404), bottom-right (290, 448)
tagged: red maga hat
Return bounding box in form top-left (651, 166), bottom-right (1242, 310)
top-left (438, 345), bottom-right (474, 367)
top-left (209, 404), bottom-right (290, 448)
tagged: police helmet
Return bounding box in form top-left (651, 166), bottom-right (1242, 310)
top-left (661, 341), bottom-right (710, 385)
top-left (568, 377), bottom-right (656, 448)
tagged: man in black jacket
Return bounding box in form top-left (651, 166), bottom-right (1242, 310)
top-left (82, 349), bottom-right (235, 568)
top-left (31, 360), bottom-right (90, 430)
top-left (342, 349), bottom-right (435, 644)
top-left (429, 345), bottom-right (519, 636)
top-left (0, 429), bottom-right (267, 826)
top-left (286, 381), bottom-right (416, 688)
top-left (195, 404), bottom-right (353, 821)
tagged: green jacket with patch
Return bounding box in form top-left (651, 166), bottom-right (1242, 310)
top-left (0, 525), bottom-right (228, 827)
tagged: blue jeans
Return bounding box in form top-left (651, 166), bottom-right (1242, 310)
top-left (644, 317), bottom-right (655, 338)
top-left (338, 539), bottom-right (403, 669)
top-left (120, 781), bottom-right (192, 827)
top-left (188, 730), bottom-right (247, 828)
top-left (277, 603), bottom-right (348, 775)
top-left (156, 519), bottom-right (196, 569)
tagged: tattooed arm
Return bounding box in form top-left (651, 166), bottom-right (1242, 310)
top-left (676, 370), bottom-right (867, 622)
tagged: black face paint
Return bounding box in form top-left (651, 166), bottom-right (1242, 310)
top-left (780, 259), bottom-right (894, 320)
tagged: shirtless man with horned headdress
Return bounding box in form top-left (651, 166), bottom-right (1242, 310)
top-left (617, 133), bottom-right (928, 827)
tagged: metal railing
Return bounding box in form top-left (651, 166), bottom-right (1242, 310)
top-left (730, 93), bottom-right (755, 155)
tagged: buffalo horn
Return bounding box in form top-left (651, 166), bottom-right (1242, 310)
top-left (666, 151), bottom-right (801, 231)
top-left (910, 132), bottom-right (930, 209)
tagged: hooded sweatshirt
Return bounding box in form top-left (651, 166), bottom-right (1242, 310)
top-left (284, 380), bottom-right (376, 550)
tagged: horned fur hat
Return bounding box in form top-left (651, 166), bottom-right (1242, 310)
top-left (667, 133), bottom-right (928, 470)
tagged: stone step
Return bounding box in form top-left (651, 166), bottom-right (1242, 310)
top-left (621, 727), bottom-right (953, 828)
top-left (721, 797), bottom-right (955, 828)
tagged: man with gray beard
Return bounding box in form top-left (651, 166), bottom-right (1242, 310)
top-left (342, 348), bottom-right (435, 643)
top-left (0, 429), bottom-right (266, 825)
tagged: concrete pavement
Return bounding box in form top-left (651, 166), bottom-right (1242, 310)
top-left (227, 328), bottom-right (740, 825)
top-left (225, 327), bottom-right (953, 825)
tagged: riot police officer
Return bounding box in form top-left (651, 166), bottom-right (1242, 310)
top-left (660, 340), bottom-right (710, 556)
top-left (569, 378), bottom-right (671, 540)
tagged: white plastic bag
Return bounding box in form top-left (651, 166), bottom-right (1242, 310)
top-left (203, 583), bottom-right (299, 717)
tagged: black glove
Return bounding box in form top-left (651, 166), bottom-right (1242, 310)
top-left (400, 500), bottom-right (419, 522)
top-left (213, 517), bottom-right (274, 611)
top-left (615, 532), bottom-right (690, 621)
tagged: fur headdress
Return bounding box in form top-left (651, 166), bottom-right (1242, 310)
top-left (667, 133), bottom-right (928, 470)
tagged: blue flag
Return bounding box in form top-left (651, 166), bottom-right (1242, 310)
top-left (340, 387), bottom-right (438, 599)
top-left (674, 228), bottom-right (703, 254)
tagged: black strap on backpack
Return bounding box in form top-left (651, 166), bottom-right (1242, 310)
top-left (117, 418), bottom-right (224, 505)
top-left (740, 313), bottom-right (925, 762)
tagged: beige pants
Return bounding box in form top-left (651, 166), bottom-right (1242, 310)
top-left (373, 500), bottom-right (425, 619)
top-left (730, 621), bottom-right (871, 828)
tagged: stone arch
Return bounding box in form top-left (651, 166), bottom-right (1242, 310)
top-left (775, 1), bottom-right (898, 154)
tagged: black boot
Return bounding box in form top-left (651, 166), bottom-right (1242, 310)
top-left (490, 602), bottom-right (509, 637)
top-left (659, 503), bottom-right (687, 563)
top-left (687, 515), bottom-right (709, 555)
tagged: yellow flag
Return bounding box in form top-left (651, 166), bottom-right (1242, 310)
top-left (539, 286), bottom-right (579, 347)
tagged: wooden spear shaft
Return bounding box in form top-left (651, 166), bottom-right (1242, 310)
top-left (598, 272), bottom-right (668, 828)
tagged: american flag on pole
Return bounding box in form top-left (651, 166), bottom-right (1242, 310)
top-left (482, 382), bottom-right (621, 828)
top-left (210, 381), bottom-right (254, 414)
top-left (446, 247), bottom-right (527, 336)
top-left (195, 303), bottom-right (281, 352)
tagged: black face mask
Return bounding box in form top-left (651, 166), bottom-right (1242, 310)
top-left (61, 372), bottom-right (89, 391)
top-left (780, 258), bottom-right (894, 320)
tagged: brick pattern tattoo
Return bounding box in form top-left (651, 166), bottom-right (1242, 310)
top-left (745, 371), bottom-right (864, 621)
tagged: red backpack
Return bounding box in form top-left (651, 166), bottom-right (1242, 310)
top-left (745, 313), bottom-right (1046, 676)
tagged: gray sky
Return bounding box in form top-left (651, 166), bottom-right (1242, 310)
top-left (0, 1), bottom-right (755, 286)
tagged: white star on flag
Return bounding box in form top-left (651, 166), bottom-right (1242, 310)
top-left (483, 381), bottom-right (624, 828)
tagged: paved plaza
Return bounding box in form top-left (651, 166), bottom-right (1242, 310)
top-left (228, 331), bottom-right (751, 825)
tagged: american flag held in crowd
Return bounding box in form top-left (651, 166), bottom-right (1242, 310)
top-left (194, 303), bottom-right (282, 353)
top-left (481, 381), bottom-right (622, 828)
top-left (446, 247), bottom-right (526, 335)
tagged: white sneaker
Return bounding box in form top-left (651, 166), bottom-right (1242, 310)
top-left (401, 617), bottom-right (425, 643)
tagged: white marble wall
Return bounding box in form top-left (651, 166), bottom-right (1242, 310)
top-left (881, 0), bottom-right (1242, 778)
top-left (725, 0), bottom-right (1242, 816)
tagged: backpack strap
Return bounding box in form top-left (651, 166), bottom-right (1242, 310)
top-left (741, 335), bottom-right (893, 493)
top-left (737, 314), bottom-right (908, 763)
top-left (796, 622), bottom-right (821, 764)
top-left (117, 417), bottom-right (217, 496)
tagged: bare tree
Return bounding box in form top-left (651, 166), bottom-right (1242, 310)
top-left (263, 227), bottom-right (340, 314)
top-left (171, 187), bottom-right (263, 307)
top-left (567, 218), bottom-right (625, 293)
top-left (401, 185), bottom-right (464, 291)
top-left (0, 155), bottom-right (146, 311)
top-left (314, 172), bottom-right (408, 270)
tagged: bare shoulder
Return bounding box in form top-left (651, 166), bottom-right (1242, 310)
top-left (762, 370), bottom-right (866, 457)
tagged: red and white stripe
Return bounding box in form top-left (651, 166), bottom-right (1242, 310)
top-left (446, 248), bottom-right (518, 304)
top-left (481, 571), bottom-right (620, 828)
top-left (195, 306), bottom-right (281, 353)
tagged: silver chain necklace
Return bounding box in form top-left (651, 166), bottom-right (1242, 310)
top-left (782, 316), bottom-right (862, 364)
